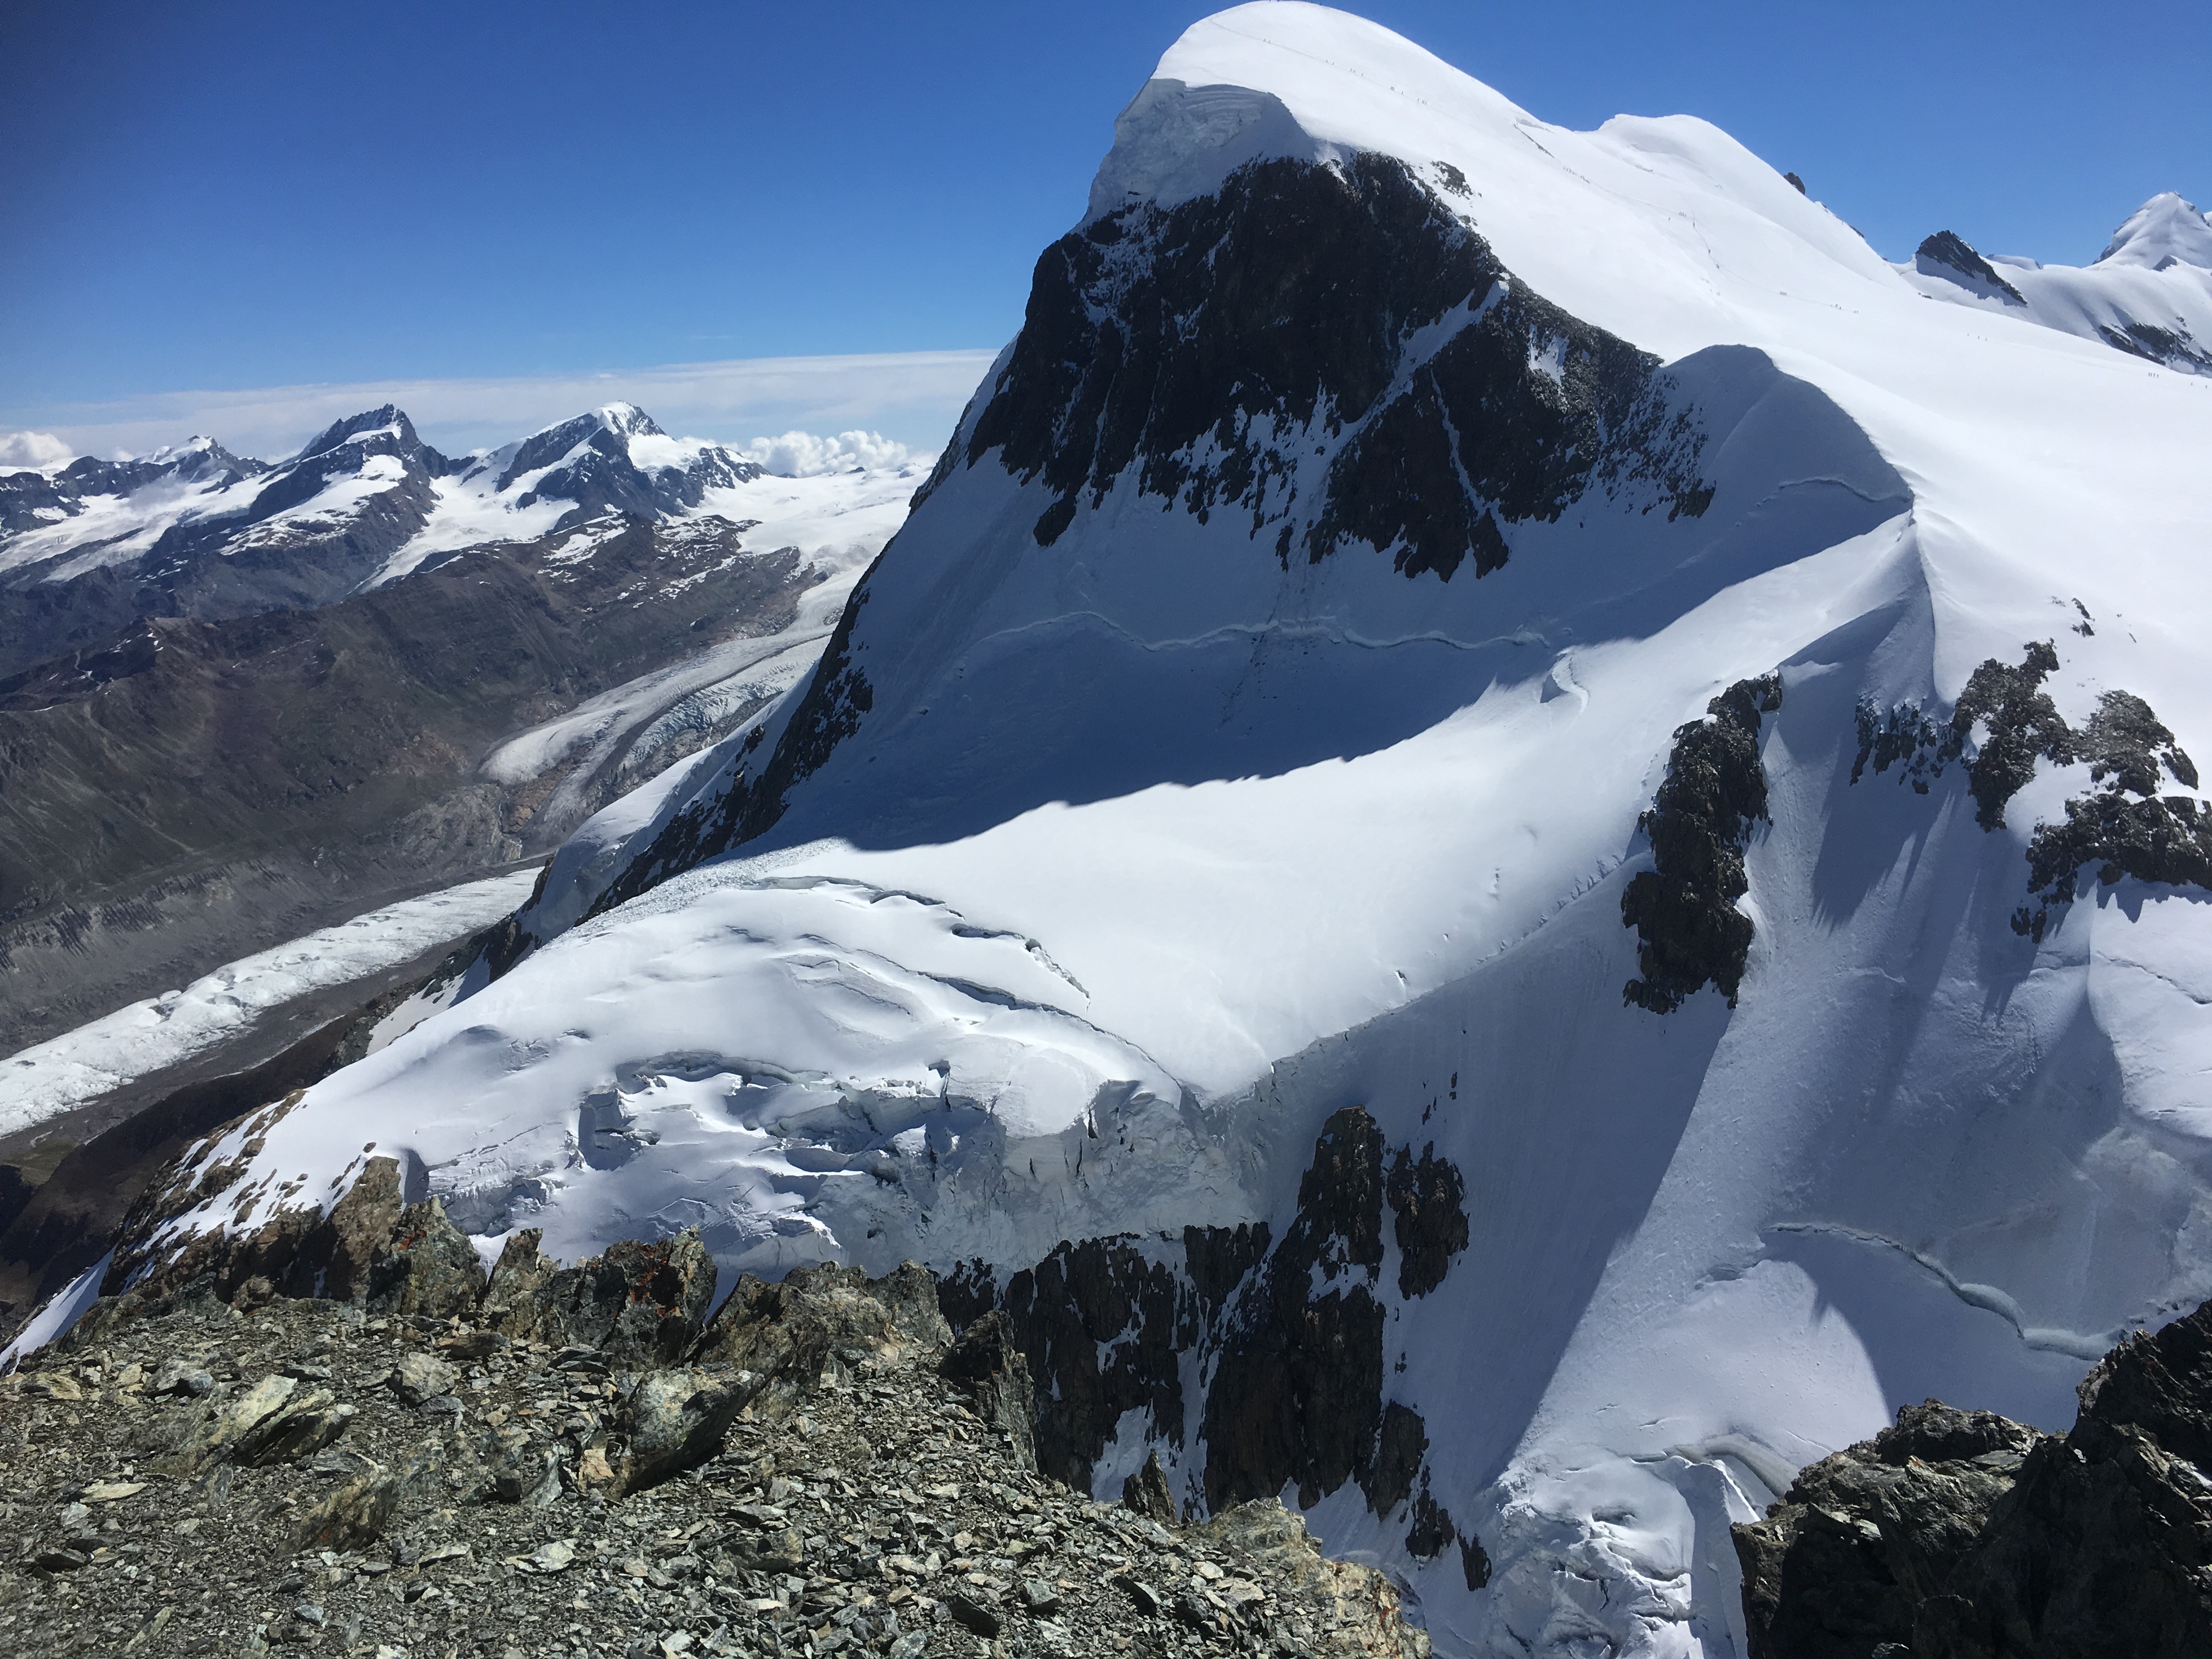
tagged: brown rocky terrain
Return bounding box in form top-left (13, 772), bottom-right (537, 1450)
top-left (0, 1172), bottom-right (1428, 1659)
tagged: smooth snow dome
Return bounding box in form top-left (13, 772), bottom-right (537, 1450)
top-left (90, 7), bottom-right (2212, 1657)
top-left (2097, 190), bottom-right (2212, 270)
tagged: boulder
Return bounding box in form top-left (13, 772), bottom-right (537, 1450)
top-left (483, 1227), bottom-right (715, 1364)
top-left (939, 1309), bottom-right (1037, 1471)
top-left (608, 1365), bottom-right (758, 1496)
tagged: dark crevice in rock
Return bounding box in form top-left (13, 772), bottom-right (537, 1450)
top-left (1621, 673), bottom-right (1782, 1013)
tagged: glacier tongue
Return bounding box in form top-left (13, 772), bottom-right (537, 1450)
top-left (70, 7), bottom-right (2212, 1657)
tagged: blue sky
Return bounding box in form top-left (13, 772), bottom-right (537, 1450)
top-left (3, 0), bottom-right (2204, 458)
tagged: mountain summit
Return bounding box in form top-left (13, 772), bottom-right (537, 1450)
top-left (33, 8), bottom-right (2212, 1656)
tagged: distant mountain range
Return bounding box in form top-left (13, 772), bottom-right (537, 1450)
top-left (0, 401), bottom-right (926, 1056)
top-left (1901, 189), bottom-right (2212, 373)
top-left (0, 401), bottom-right (776, 678)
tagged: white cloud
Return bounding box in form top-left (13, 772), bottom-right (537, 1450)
top-left (0, 430), bottom-right (74, 474)
top-left (743, 428), bottom-right (919, 476)
top-left (0, 351), bottom-right (998, 467)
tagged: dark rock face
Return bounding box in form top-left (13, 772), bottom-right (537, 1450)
top-left (1733, 1302), bottom-right (2212, 1658)
top-left (1205, 1107), bottom-right (1388, 1513)
top-left (1851, 643), bottom-right (2212, 943)
top-left (695, 1259), bottom-right (950, 1393)
top-left (938, 1311), bottom-right (1040, 1472)
top-left (1621, 673), bottom-right (1782, 1013)
top-left (1951, 641), bottom-right (2074, 829)
top-left (2098, 319), bottom-right (2212, 374)
top-left (1852, 698), bottom-right (1947, 791)
top-left (939, 1232), bottom-right (1194, 1489)
top-left (1852, 642), bottom-right (2076, 826)
top-left (1385, 1142), bottom-right (1470, 1297)
top-left (1915, 231), bottom-right (2028, 306)
top-left (964, 154), bottom-right (1708, 565)
top-left (1122, 1449), bottom-right (1181, 1525)
top-left (101, 1139), bottom-right (483, 1316)
top-left (941, 1112), bottom-right (1485, 1573)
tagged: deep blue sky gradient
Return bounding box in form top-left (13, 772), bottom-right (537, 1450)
top-left (3, 0), bottom-right (2205, 415)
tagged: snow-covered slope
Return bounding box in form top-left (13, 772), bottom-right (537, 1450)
top-left (1902, 193), bottom-right (2212, 373)
top-left (74, 8), bottom-right (2212, 1657)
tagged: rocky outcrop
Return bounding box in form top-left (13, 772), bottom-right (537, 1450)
top-left (943, 1109), bottom-right (1485, 1574)
top-left (1385, 1142), bottom-right (1469, 1297)
top-left (1914, 232), bottom-right (2028, 306)
top-left (961, 154), bottom-right (1708, 565)
top-left (481, 1228), bottom-right (717, 1367)
top-left (100, 1145), bottom-right (484, 1324)
top-left (1733, 1300), bottom-right (2212, 1657)
top-left (1848, 643), bottom-right (2212, 943)
top-left (937, 1312), bottom-right (1038, 1473)
top-left (1621, 673), bottom-right (1782, 1013)
top-left (0, 1258), bottom-right (1428, 1659)
top-left (695, 1260), bottom-right (951, 1412)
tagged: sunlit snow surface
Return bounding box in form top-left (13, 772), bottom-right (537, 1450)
top-left (97, 7), bottom-right (2212, 1656)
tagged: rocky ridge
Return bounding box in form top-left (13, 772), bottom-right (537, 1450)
top-left (0, 1175), bottom-right (1426, 1659)
top-left (1733, 1297), bottom-right (2212, 1657)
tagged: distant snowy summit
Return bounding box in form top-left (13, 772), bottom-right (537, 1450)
top-left (1903, 191), bottom-right (2212, 373)
top-left (0, 402), bottom-right (830, 677)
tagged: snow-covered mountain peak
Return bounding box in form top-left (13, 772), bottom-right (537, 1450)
top-left (2095, 190), bottom-right (2212, 270)
top-left (136, 433), bottom-right (264, 486)
top-left (292, 402), bottom-right (435, 465)
top-left (594, 400), bottom-right (665, 438)
top-left (36, 10), bottom-right (2212, 1655)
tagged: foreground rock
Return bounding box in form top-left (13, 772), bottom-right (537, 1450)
top-left (1733, 1300), bottom-right (2212, 1657)
top-left (0, 1209), bottom-right (1427, 1659)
